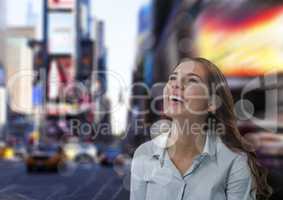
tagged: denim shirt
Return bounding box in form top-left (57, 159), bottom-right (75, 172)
top-left (130, 131), bottom-right (256, 200)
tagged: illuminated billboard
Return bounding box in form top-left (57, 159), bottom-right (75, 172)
top-left (48, 0), bottom-right (75, 10)
top-left (193, 2), bottom-right (283, 77)
top-left (79, 0), bottom-right (91, 38)
top-left (48, 13), bottom-right (75, 54)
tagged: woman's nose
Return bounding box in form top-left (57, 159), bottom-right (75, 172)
top-left (170, 78), bottom-right (183, 90)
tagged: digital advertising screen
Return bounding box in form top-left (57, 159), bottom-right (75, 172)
top-left (193, 2), bottom-right (283, 77)
top-left (48, 13), bottom-right (75, 55)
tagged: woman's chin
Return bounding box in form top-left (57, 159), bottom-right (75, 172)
top-left (164, 108), bottom-right (184, 118)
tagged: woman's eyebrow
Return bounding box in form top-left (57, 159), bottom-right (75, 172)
top-left (170, 71), bottom-right (204, 82)
top-left (186, 73), bottom-right (203, 81)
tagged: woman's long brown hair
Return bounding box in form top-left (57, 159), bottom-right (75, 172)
top-left (179, 57), bottom-right (273, 200)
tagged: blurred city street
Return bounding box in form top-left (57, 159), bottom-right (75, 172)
top-left (0, 160), bottom-right (129, 200)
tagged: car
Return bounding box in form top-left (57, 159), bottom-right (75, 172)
top-left (96, 143), bottom-right (126, 166)
top-left (0, 146), bottom-right (15, 160)
top-left (0, 141), bottom-right (16, 160)
top-left (25, 143), bottom-right (66, 172)
top-left (13, 143), bottom-right (27, 160)
top-left (63, 138), bottom-right (97, 164)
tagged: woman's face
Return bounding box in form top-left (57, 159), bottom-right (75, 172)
top-left (163, 60), bottom-right (210, 119)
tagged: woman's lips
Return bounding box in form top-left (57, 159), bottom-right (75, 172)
top-left (169, 95), bottom-right (184, 103)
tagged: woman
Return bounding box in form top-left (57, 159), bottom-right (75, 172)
top-left (130, 57), bottom-right (272, 200)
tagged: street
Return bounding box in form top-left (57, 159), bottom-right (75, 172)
top-left (0, 160), bottom-right (130, 200)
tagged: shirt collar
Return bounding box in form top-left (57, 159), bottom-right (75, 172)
top-left (151, 129), bottom-right (218, 160)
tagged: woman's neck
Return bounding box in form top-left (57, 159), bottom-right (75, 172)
top-left (168, 117), bottom-right (206, 158)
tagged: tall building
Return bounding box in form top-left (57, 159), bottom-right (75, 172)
top-left (4, 27), bottom-right (35, 114)
top-left (95, 20), bottom-right (107, 94)
top-left (0, 0), bottom-right (6, 64)
top-left (0, 0), bottom-right (6, 28)
top-left (0, 1), bottom-right (7, 133)
top-left (0, 0), bottom-right (37, 115)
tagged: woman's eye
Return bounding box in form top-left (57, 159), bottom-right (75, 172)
top-left (168, 75), bottom-right (176, 81)
top-left (184, 78), bottom-right (198, 84)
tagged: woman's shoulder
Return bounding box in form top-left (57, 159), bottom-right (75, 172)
top-left (133, 132), bottom-right (168, 158)
top-left (131, 140), bottom-right (156, 176)
top-left (217, 137), bottom-right (249, 165)
top-left (216, 140), bottom-right (252, 181)
top-left (132, 140), bottom-right (155, 159)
